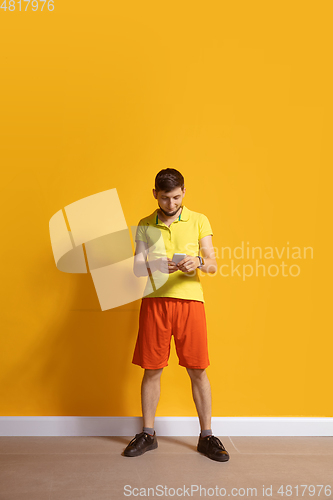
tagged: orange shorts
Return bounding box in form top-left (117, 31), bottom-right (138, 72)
top-left (132, 297), bottom-right (210, 370)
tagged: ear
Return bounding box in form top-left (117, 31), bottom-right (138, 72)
top-left (152, 188), bottom-right (157, 199)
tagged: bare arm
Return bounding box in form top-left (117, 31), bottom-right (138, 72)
top-left (133, 240), bottom-right (176, 276)
top-left (198, 235), bottom-right (217, 274)
top-left (133, 240), bottom-right (150, 277)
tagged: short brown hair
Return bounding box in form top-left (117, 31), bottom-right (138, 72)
top-left (155, 168), bottom-right (184, 193)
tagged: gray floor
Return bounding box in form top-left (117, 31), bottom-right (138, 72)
top-left (0, 436), bottom-right (332, 499)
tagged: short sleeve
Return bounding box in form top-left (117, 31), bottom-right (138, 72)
top-left (135, 220), bottom-right (148, 243)
top-left (199, 214), bottom-right (213, 240)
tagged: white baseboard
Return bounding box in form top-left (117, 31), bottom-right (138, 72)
top-left (0, 417), bottom-right (332, 437)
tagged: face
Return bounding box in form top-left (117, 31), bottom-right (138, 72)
top-left (153, 186), bottom-right (186, 217)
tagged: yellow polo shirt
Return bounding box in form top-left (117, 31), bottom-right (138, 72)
top-left (135, 205), bottom-right (213, 303)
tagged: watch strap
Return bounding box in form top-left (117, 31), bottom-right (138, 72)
top-left (197, 256), bottom-right (204, 268)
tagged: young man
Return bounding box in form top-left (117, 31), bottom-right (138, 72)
top-left (123, 168), bottom-right (229, 462)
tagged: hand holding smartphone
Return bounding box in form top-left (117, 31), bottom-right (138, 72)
top-left (172, 253), bottom-right (187, 265)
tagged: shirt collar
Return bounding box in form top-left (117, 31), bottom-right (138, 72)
top-left (148, 205), bottom-right (190, 226)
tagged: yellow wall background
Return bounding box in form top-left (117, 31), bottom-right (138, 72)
top-left (0, 1), bottom-right (332, 418)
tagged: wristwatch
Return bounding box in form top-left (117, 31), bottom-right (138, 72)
top-left (197, 256), bottom-right (204, 268)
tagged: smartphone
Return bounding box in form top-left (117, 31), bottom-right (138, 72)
top-left (172, 253), bottom-right (187, 264)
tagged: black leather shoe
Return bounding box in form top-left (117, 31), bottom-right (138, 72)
top-left (123, 431), bottom-right (158, 457)
top-left (197, 435), bottom-right (230, 462)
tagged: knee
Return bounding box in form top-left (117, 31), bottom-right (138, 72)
top-left (186, 368), bottom-right (206, 381)
top-left (143, 368), bottom-right (163, 380)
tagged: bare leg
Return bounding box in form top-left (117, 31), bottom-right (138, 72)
top-left (186, 368), bottom-right (212, 431)
top-left (141, 368), bottom-right (163, 428)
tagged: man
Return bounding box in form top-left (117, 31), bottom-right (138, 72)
top-left (123, 168), bottom-right (229, 462)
